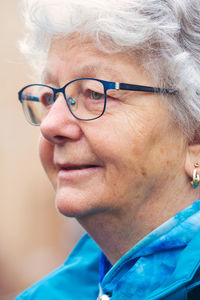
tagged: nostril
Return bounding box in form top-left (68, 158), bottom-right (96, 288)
top-left (53, 135), bottom-right (68, 143)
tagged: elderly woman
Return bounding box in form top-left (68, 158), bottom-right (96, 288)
top-left (16, 0), bottom-right (200, 299)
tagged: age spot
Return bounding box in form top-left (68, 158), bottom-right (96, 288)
top-left (141, 167), bottom-right (147, 177)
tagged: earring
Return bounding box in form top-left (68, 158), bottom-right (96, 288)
top-left (191, 163), bottom-right (200, 189)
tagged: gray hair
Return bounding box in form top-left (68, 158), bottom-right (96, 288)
top-left (19, 0), bottom-right (200, 140)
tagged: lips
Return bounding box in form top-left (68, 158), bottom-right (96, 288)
top-left (56, 162), bottom-right (102, 182)
top-left (56, 163), bottom-right (99, 171)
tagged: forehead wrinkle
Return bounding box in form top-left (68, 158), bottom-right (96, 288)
top-left (74, 64), bottom-right (118, 81)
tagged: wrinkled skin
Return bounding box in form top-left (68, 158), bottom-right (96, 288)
top-left (38, 36), bottom-right (198, 263)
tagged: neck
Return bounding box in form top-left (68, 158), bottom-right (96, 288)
top-left (78, 182), bottom-right (199, 265)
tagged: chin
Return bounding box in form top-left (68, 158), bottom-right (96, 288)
top-left (56, 201), bottom-right (86, 218)
top-left (54, 190), bottom-right (103, 219)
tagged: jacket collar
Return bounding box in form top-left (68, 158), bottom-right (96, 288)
top-left (100, 200), bottom-right (200, 299)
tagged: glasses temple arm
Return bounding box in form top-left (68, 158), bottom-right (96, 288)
top-left (118, 83), bottom-right (177, 95)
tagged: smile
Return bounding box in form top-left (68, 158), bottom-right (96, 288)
top-left (56, 163), bottom-right (103, 182)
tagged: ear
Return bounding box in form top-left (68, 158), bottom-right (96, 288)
top-left (185, 143), bottom-right (200, 178)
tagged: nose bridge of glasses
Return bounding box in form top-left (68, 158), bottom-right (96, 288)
top-left (54, 86), bottom-right (66, 102)
top-left (51, 86), bottom-right (77, 120)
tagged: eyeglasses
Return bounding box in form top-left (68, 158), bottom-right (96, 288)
top-left (18, 78), bottom-right (176, 125)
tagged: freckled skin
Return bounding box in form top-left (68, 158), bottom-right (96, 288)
top-left (39, 36), bottom-right (197, 264)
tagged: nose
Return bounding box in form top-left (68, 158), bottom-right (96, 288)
top-left (40, 94), bottom-right (83, 144)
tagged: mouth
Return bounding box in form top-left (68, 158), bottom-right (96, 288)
top-left (57, 164), bottom-right (100, 171)
top-left (56, 163), bottom-right (103, 182)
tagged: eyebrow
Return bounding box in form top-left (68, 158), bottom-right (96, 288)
top-left (77, 64), bottom-right (118, 78)
top-left (42, 64), bottom-right (120, 85)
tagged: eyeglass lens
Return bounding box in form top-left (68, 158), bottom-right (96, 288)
top-left (21, 79), bottom-right (105, 125)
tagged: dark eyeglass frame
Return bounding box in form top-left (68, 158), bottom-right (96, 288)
top-left (18, 77), bottom-right (177, 124)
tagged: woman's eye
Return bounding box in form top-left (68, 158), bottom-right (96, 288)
top-left (40, 93), bottom-right (54, 106)
top-left (91, 91), bottom-right (104, 100)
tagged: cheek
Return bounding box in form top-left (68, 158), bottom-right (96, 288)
top-left (89, 108), bottom-right (179, 185)
top-left (86, 118), bottom-right (148, 182)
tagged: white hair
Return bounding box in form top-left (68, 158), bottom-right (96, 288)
top-left (19, 0), bottom-right (200, 140)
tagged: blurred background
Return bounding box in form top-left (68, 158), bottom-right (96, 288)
top-left (0, 2), bottom-right (83, 299)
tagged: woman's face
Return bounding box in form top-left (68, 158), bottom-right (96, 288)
top-left (39, 37), bottom-right (187, 219)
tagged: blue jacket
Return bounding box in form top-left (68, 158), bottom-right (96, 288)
top-left (16, 201), bottom-right (200, 300)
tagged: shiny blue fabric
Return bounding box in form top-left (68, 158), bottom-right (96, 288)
top-left (100, 200), bottom-right (200, 299)
top-left (16, 200), bottom-right (200, 299)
